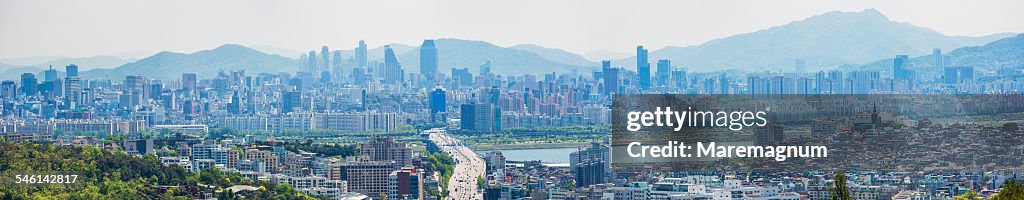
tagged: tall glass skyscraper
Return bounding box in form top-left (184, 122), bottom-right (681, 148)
top-left (320, 46), bottom-right (330, 73)
top-left (420, 40), bottom-right (438, 80)
top-left (384, 45), bottom-right (404, 85)
top-left (65, 64), bottom-right (79, 77)
top-left (357, 40), bottom-right (368, 68)
top-left (656, 59), bottom-right (671, 87)
top-left (636, 45), bottom-right (651, 90)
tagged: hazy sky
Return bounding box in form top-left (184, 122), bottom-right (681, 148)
top-left (1, 0), bottom-right (1022, 59)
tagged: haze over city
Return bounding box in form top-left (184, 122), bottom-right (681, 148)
top-left (3, 1), bottom-right (1024, 200)
top-left (2, 0), bottom-right (1023, 60)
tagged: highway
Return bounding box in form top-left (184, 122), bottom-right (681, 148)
top-left (426, 128), bottom-right (485, 200)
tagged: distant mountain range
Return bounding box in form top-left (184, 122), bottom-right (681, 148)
top-left (857, 33), bottom-right (1024, 72)
top-left (0, 56), bottom-right (137, 80)
top-left (81, 44), bottom-right (297, 79)
top-left (613, 9), bottom-right (1015, 72)
top-left (3, 8), bottom-right (1020, 80)
top-left (394, 39), bottom-right (589, 75)
top-left (509, 44), bottom-right (598, 67)
top-left (253, 44), bottom-right (417, 62)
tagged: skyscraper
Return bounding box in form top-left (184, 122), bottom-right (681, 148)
top-left (321, 46), bottom-right (330, 73)
top-left (357, 40), bottom-right (368, 68)
top-left (126, 75), bottom-right (145, 94)
top-left (281, 91), bottom-right (301, 113)
top-left (637, 45), bottom-right (651, 90)
top-left (182, 73), bottom-right (197, 96)
top-left (452, 68), bottom-right (473, 86)
top-left (63, 76), bottom-right (81, 107)
top-left (655, 59), bottom-right (671, 87)
top-left (420, 40), bottom-right (438, 81)
top-left (65, 64), bottom-right (79, 77)
top-left (933, 48), bottom-right (942, 69)
top-left (480, 61), bottom-right (491, 75)
top-left (429, 87), bottom-right (446, 113)
top-left (20, 73), bottom-right (37, 96)
top-left (299, 54), bottom-right (307, 72)
top-left (307, 51), bottom-right (317, 73)
top-left (332, 50), bottom-right (343, 73)
top-left (672, 69), bottom-right (687, 89)
top-left (893, 55), bottom-right (913, 80)
top-left (383, 45), bottom-right (404, 85)
top-left (227, 91), bottom-right (241, 114)
top-left (44, 65), bottom-right (58, 82)
top-left (602, 61), bottom-right (619, 95)
top-left (719, 74), bottom-right (730, 94)
top-left (149, 81), bottom-right (163, 100)
top-left (0, 81), bottom-right (15, 99)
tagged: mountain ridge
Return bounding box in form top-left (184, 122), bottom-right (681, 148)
top-left (81, 44), bottom-right (298, 79)
top-left (612, 9), bottom-right (1015, 72)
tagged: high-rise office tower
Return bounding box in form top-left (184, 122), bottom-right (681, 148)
top-left (893, 55), bottom-right (912, 80)
top-left (149, 81), bottom-right (163, 100)
top-left (357, 40), bottom-right (368, 68)
top-left (719, 74), bottom-right (730, 94)
top-left (429, 87), bottom-right (446, 113)
top-left (0, 81), bottom-right (15, 99)
top-left (672, 69), bottom-right (687, 89)
top-left (637, 45), bottom-right (651, 90)
top-left (63, 76), bottom-right (81, 106)
top-left (656, 59), bottom-right (671, 87)
top-left (44, 65), bottom-right (58, 82)
top-left (332, 50), bottom-right (343, 73)
top-left (479, 61), bottom-right (491, 75)
top-left (602, 60), bottom-right (619, 95)
top-left (182, 73), bottom-right (197, 96)
top-left (420, 40), bottom-right (438, 80)
top-left (933, 48), bottom-right (942, 69)
top-left (20, 73), bottom-right (37, 96)
top-left (227, 92), bottom-right (241, 114)
top-left (943, 67), bottom-right (958, 84)
top-left (299, 54), bottom-right (307, 72)
top-left (352, 67), bottom-right (367, 84)
top-left (321, 46), bottom-right (330, 72)
top-left (65, 64), bottom-right (79, 77)
top-left (307, 51), bottom-right (317, 73)
top-left (451, 68), bottom-right (473, 86)
top-left (126, 75), bottom-right (145, 94)
top-left (959, 67), bottom-right (974, 83)
top-left (281, 91), bottom-right (301, 113)
top-left (383, 45), bottom-right (404, 85)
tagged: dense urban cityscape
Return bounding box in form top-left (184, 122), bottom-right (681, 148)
top-left (2, 3), bottom-right (1024, 200)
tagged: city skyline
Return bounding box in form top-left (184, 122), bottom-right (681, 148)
top-left (3, 1), bottom-right (1024, 199)
top-left (2, 0), bottom-right (1023, 60)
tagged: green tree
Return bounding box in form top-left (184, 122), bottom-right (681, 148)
top-left (991, 178), bottom-right (1024, 200)
top-left (478, 176), bottom-right (486, 189)
top-left (955, 189), bottom-right (979, 200)
top-left (828, 173), bottom-right (852, 200)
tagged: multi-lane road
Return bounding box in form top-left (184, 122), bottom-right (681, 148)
top-left (426, 128), bottom-right (485, 200)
